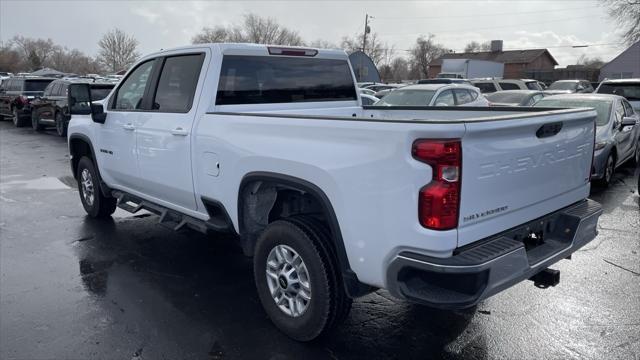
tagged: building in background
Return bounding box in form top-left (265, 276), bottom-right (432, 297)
top-left (428, 40), bottom-right (557, 79)
top-left (598, 41), bottom-right (640, 81)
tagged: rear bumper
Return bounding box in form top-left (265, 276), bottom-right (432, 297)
top-left (386, 199), bottom-right (602, 309)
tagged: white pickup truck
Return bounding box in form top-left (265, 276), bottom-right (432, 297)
top-left (68, 43), bottom-right (602, 341)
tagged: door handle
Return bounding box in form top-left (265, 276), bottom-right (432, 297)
top-left (171, 127), bottom-right (189, 136)
top-left (122, 123), bottom-right (135, 131)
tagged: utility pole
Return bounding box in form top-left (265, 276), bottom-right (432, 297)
top-left (362, 13), bottom-right (370, 53)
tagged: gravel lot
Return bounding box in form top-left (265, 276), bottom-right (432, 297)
top-left (1, 121), bottom-right (639, 360)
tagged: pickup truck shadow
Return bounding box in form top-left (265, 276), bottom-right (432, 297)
top-left (589, 162), bottom-right (639, 214)
top-left (73, 215), bottom-right (486, 359)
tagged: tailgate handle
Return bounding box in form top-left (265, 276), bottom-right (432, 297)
top-left (536, 122), bottom-right (563, 138)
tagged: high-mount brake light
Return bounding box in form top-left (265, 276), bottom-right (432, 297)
top-left (268, 47), bottom-right (318, 57)
top-left (412, 139), bottom-right (462, 230)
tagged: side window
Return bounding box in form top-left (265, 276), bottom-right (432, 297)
top-left (434, 90), bottom-right (455, 106)
top-left (152, 54), bottom-right (204, 112)
top-left (468, 89), bottom-right (478, 100)
top-left (453, 89), bottom-right (473, 105)
top-left (623, 100), bottom-right (634, 116)
top-left (113, 60), bottom-right (154, 110)
top-left (473, 82), bottom-right (496, 93)
top-left (498, 82), bottom-right (520, 90)
top-left (50, 83), bottom-right (60, 96)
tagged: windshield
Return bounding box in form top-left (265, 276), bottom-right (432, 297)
top-left (548, 82), bottom-right (578, 90)
top-left (376, 89), bottom-right (437, 106)
top-left (597, 83), bottom-right (640, 101)
top-left (24, 80), bottom-right (54, 92)
top-left (534, 98), bottom-right (611, 126)
top-left (485, 92), bottom-right (528, 104)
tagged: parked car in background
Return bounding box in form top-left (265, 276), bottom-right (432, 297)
top-left (538, 81), bottom-right (548, 90)
top-left (416, 78), bottom-right (472, 85)
top-left (596, 78), bottom-right (640, 112)
top-left (375, 84), bottom-right (488, 107)
top-left (360, 94), bottom-right (379, 105)
top-left (374, 86), bottom-right (406, 98)
top-left (31, 80), bottom-right (114, 136)
top-left (364, 83), bottom-right (403, 93)
top-left (0, 77), bottom-right (56, 127)
top-left (357, 82), bottom-right (378, 88)
top-left (534, 94), bottom-right (640, 186)
top-left (359, 88), bottom-right (376, 96)
top-left (546, 80), bottom-right (594, 94)
top-left (471, 78), bottom-right (542, 93)
top-left (485, 90), bottom-right (547, 106)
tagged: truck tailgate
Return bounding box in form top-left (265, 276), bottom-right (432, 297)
top-left (458, 109), bottom-right (596, 247)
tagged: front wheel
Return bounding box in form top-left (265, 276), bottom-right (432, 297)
top-left (76, 156), bottom-right (116, 218)
top-left (253, 216), bottom-right (352, 341)
top-left (13, 108), bottom-right (28, 127)
top-left (55, 112), bottom-right (67, 137)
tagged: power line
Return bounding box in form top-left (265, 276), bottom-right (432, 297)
top-left (383, 42), bottom-right (623, 53)
top-left (373, 5), bottom-right (600, 20)
top-left (379, 15), bottom-right (601, 37)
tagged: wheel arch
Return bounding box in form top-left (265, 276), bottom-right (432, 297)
top-left (68, 134), bottom-right (111, 197)
top-left (237, 171), bottom-right (372, 297)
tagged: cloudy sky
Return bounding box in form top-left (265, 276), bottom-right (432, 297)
top-left (0, 0), bottom-right (627, 66)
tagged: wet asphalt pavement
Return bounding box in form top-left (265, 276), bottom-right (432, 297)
top-left (0, 121), bottom-right (639, 360)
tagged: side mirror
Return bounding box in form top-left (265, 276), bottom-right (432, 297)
top-left (69, 83), bottom-right (92, 116)
top-left (621, 116), bottom-right (637, 129)
top-left (91, 104), bottom-right (106, 124)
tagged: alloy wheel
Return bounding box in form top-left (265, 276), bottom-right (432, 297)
top-left (265, 244), bottom-right (312, 318)
top-left (80, 168), bottom-right (95, 206)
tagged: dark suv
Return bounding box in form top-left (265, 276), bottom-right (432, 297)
top-left (0, 77), bottom-right (56, 127)
top-left (31, 80), bottom-right (114, 136)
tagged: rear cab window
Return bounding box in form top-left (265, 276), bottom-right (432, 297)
top-left (498, 82), bottom-right (520, 90)
top-left (216, 55), bottom-right (357, 105)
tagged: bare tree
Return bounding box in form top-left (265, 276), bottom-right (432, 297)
top-left (308, 39), bottom-right (339, 49)
top-left (49, 48), bottom-right (102, 74)
top-left (576, 54), bottom-right (605, 68)
top-left (464, 40), bottom-right (491, 52)
top-left (0, 43), bottom-right (23, 73)
top-left (601, 0), bottom-right (640, 45)
top-left (410, 35), bottom-right (447, 78)
top-left (11, 36), bottom-right (58, 70)
top-left (341, 32), bottom-right (388, 66)
top-left (192, 13), bottom-right (303, 46)
top-left (192, 26), bottom-right (231, 44)
top-left (390, 57), bottom-right (410, 82)
top-left (98, 28), bottom-right (140, 73)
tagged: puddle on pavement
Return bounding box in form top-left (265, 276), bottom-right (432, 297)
top-left (0, 176), bottom-right (71, 191)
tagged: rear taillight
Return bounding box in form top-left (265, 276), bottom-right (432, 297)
top-left (17, 96), bottom-right (29, 105)
top-left (413, 139), bottom-right (462, 230)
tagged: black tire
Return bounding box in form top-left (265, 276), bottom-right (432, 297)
top-left (597, 153), bottom-right (615, 187)
top-left (55, 112), bottom-right (67, 137)
top-left (76, 156), bottom-right (116, 218)
top-left (253, 216), bottom-right (352, 341)
top-left (13, 108), bottom-right (28, 127)
top-left (31, 110), bottom-right (43, 131)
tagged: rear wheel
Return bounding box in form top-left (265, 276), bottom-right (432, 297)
top-left (253, 216), bottom-right (351, 341)
top-left (76, 156), bottom-right (116, 218)
top-left (31, 110), bottom-right (43, 131)
top-left (55, 112), bottom-right (67, 137)
top-left (13, 108), bottom-right (28, 127)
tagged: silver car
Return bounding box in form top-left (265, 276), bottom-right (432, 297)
top-left (534, 94), bottom-right (640, 186)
